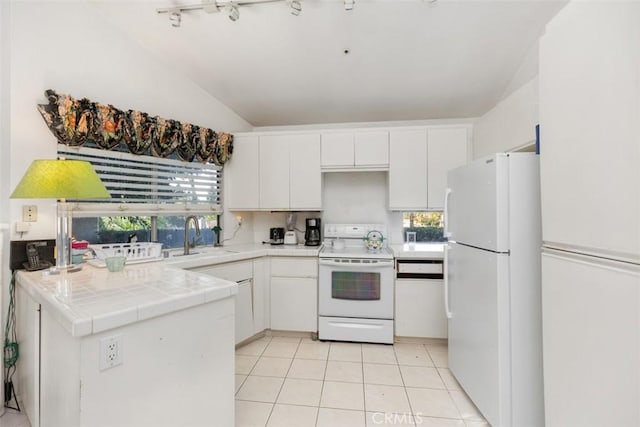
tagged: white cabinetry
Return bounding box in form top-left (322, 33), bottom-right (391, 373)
top-left (395, 279), bottom-right (447, 338)
top-left (321, 131), bottom-right (389, 169)
top-left (270, 257), bottom-right (318, 332)
top-left (227, 135), bottom-right (260, 209)
top-left (389, 127), bottom-right (468, 210)
top-left (542, 252), bottom-right (640, 426)
top-left (427, 128), bottom-right (468, 209)
top-left (252, 258), bottom-right (269, 333)
top-left (259, 136), bottom-right (290, 210)
top-left (539, 2), bottom-right (640, 260)
top-left (192, 260), bottom-right (256, 344)
top-left (260, 134), bottom-right (321, 210)
top-left (389, 129), bottom-right (428, 209)
top-left (289, 136), bottom-right (322, 210)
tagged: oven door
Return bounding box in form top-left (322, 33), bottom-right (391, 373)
top-left (318, 258), bottom-right (394, 319)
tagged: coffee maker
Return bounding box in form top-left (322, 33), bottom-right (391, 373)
top-left (304, 218), bottom-right (321, 246)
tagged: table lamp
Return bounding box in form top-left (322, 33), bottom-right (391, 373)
top-left (10, 159), bottom-right (110, 270)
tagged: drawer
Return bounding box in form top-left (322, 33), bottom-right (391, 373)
top-left (271, 257), bottom-right (318, 278)
top-left (191, 260), bottom-right (253, 282)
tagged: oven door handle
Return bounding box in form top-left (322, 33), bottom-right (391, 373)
top-left (318, 259), bottom-right (394, 268)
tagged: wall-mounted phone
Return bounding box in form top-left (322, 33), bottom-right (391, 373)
top-left (24, 242), bottom-right (52, 271)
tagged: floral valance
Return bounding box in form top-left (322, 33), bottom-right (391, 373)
top-left (37, 89), bottom-right (233, 165)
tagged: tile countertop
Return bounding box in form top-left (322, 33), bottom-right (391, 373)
top-left (15, 243), bottom-right (320, 338)
top-left (163, 243), bottom-right (321, 269)
top-left (16, 264), bottom-right (238, 338)
top-left (389, 243), bottom-right (445, 260)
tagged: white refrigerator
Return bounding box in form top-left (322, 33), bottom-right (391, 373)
top-left (444, 153), bottom-right (544, 427)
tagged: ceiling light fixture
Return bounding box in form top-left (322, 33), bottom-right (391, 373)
top-left (169, 10), bottom-right (182, 27)
top-left (289, 0), bottom-right (302, 16)
top-left (157, 0), bottom-right (302, 26)
top-left (227, 3), bottom-right (240, 21)
top-left (202, 0), bottom-right (220, 13)
top-left (344, 0), bottom-right (355, 11)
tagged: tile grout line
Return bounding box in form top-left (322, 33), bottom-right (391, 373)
top-left (395, 346), bottom-right (418, 423)
top-left (314, 341), bottom-right (331, 427)
top-left (262, 337), bottom-right (302, 427)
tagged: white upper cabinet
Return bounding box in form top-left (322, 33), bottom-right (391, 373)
top-left (388, 127), bottom-right (468, 211)
top-left (539, 2), bottom-right (640, 261)
top-left (321, 132), bottom-right (354, 167)
top-left (389, 129), bottom-right (428, 210)
top-left (260, 133), bottom-right (321, 210)
top-left (321, 130), bottom-right (389, 169)
top-left (427, 128), bottom-right (469, 209)
top-left (227, 135), bottom-right (260, 210)
top-left (259, 135), bottom-right (290, 210)
top-left (354, 131), bottom-right (389, 167)
top-left (289, 134), bottom-right (322, 210)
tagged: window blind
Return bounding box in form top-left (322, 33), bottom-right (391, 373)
top-left (58, 145), bottom-right (222, 216)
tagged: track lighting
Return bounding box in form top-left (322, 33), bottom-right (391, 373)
top-left (226, 3), bottom-right (239, 21)
top-left (169, 10), bottom-right (181, 27)
top-left (289, 0), bottom-right (302, 16)
top-left (344, 0), bottom-right (355, 11)
top-left (157, 0), bottom-right (304, 26)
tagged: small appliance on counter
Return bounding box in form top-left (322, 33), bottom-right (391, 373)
top-left (304, 218), bottom-right (321, 246)
top-left (284, 232), bottom-right (297, 245)
top-left (269, 227), bottom-right (285, 245)
top-left (284, 213), bottom-right (298, 245)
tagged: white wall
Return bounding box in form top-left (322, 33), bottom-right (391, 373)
top-left (2, 5), bottom-right (250, 405)
top-left (472, 76), bottom-right (539, 159)
top-left (0, 1), bottom-right (10, 411)
top-left (322, 172), bottom-right (403, 244)
top-left (6, 1), bottom-right (251, 243)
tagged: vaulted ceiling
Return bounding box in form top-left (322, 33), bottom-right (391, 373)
top-left (92, 0), bottom-right (567, 127)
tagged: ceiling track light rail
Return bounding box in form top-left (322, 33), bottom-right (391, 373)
top-left (157, 0), bottom-right (300, 24)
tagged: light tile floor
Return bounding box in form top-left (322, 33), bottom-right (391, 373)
top-left (2, 336), bottom-right (489, 427)
top-left (236, 336), bottom-right (489, 427)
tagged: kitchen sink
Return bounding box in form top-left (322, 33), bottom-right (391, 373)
top-left (168, 247), bottom-right (237, 258)
top-left (171, 252), bottom-right (201, 257)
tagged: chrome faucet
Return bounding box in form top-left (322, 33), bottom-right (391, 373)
top-left (184, 215), bottom-right (201, 255)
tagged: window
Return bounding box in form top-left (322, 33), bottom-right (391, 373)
top-left (73, 214), bottom-right (219, 249)
top-left (58, 145), bottom-right (223, 248)
top-left (402, 212), bottom-right (446, 242)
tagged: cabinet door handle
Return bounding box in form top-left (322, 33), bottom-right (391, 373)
top-left (443, 244), bottom-right (452, 319)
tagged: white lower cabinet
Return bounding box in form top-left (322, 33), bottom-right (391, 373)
top-left (395, 279), bottom-right (447, 339)
top-left (252, 258), bottom-right (269, 334)
top-left (235, 281), bottom-right (254, 343)
top-left (270, 257), bottom-right (318, 332)
top-left (192, 260), bottom-right (256, 344)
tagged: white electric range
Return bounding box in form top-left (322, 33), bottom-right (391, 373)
top-left (318, 224), bottom-right (395, 344)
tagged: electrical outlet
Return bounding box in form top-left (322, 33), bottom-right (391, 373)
top-left (22, 205), bottom-right (37, 222)
top-left (99, 335), bottom-right (123, 371)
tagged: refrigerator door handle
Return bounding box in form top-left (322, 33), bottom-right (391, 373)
top-left (444, 243), bottom-right (452, 319)
top-left (443, 188), bottom-right (452, 238)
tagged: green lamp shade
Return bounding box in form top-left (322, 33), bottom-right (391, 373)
top-left (10, 159), bottom-right (110, 199)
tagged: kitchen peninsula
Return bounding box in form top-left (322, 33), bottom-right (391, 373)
top-left (16, 263), bottom-right (238, 427)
